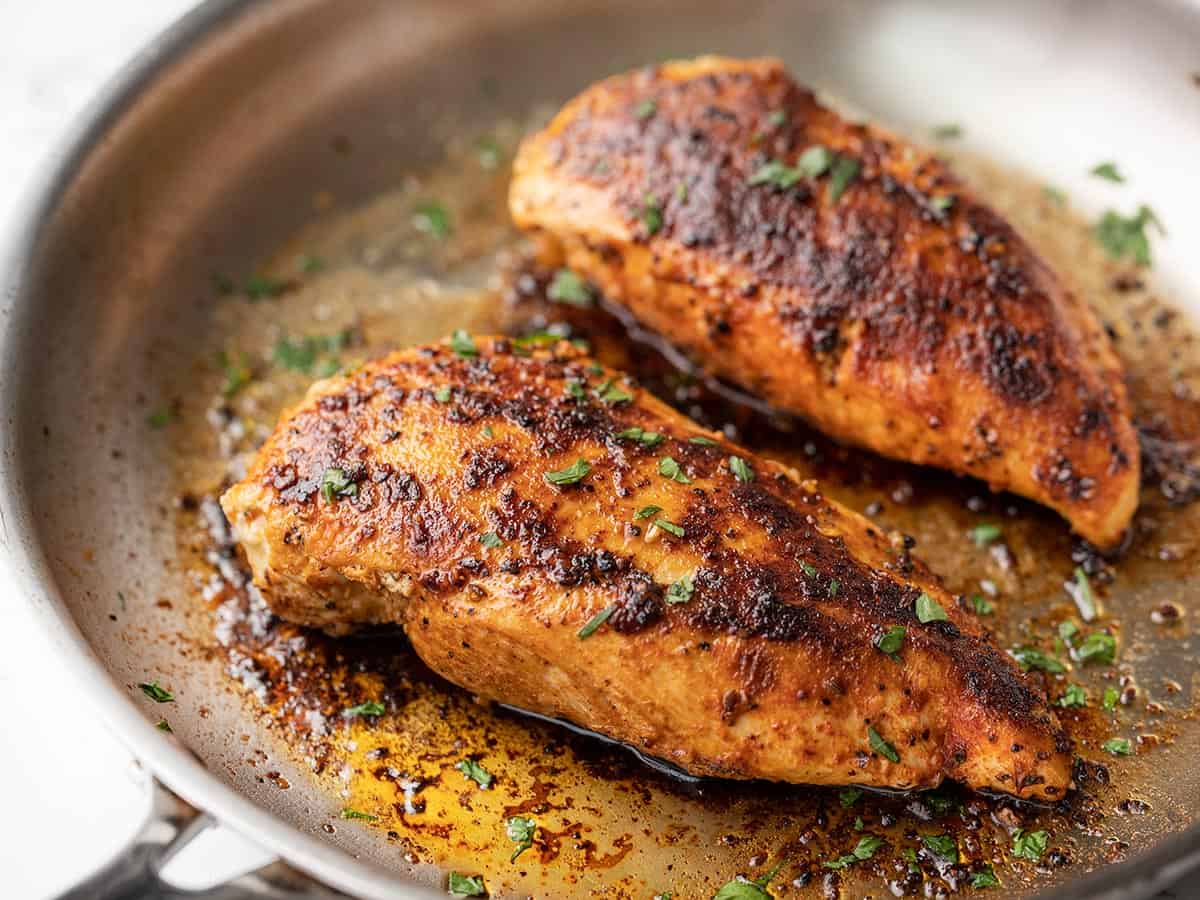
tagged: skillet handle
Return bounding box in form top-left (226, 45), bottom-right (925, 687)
top-left (54, 770), bottom-right (347, 900)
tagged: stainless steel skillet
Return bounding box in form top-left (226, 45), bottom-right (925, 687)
top-left (2, 1), bottom-right (1199, 897)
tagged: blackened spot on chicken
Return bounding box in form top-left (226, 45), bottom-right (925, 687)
top-left (610, 573), bottom-right (665, 633)
top-left (980, 323), bottom-right (1055, 405)
top-left (461, 449), bottom-right (513, 490)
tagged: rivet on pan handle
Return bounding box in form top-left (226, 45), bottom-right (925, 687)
top-left (53, 766), bottom-right (348, 900)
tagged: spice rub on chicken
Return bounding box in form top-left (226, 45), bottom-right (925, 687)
top-left (509, 55), bottom-right (1140, 550)
top-left (221, 337), bottom-right (1071, 800)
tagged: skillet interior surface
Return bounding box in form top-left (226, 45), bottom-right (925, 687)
top-left (2, 1), bottom-right (1200, 897)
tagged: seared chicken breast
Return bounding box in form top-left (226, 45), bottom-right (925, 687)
top-left (509, 56), bottom-right (1139, 550)
top-left (222, 337), bottom-right (1070, 799)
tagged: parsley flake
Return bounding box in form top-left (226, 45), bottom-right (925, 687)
top-left (1071, 566), bottom-right (1099, 622)
top-left (321, 467), bottom-right (358, 503)
top-left (138, 681), bottom-right (174, 703)
top-left (146, 408), bottom-right (175, 429)
top-left (506, 815), bottom-right (536, 861)
top-left (968, 523), bottom-right (1002, 546)
top-left (839, 787), bottom-right (863, 807)
top-left (768, 110), bottom-right (787, 127)
top-left (915, 592), bottom-right (948, 623)
top-left (1010, 646), bottom-right (1066, 673)
top-left (827, 156), bottom-right (861, 203)
top-left (548, 269), bottom-right (593, 306)
top-left (868, 726), bottom-right (900, 763)
top-left (1075, 631), bottom-right (1116, 666)
top-left (1011, 829), bottom-right (1048, 862)
top-left (448, 872), bottom-right (486, 897)
top-left (594, 378), bottom-right (633, 404)
top-left (1056, 684), bottom-right (1088, 708)
top-left (479, 532), bottom-right (503, 549)
top-left (544, 458), bottom-right (591, 486)
top-left (615, 426), bottom-right (664, 448)
top-left (341, 808), bottom-right (378, 822)
top-left (434, 386), bottom-right (452, 403)
top-left (689, 435), bottom-right (718, 446)
top-left (1102, 737), bottom-right (1133, 756)
top-left (156, 719), bottom-right (172, 732)
top-left (577, 606), bottom-right (615, 639)
top-left (666, 574), bottom-right (695, 605)
top-left (635, 99), bottom-right (657, 119)
top-left (714, 864), bottom-right (784, 898)
top-left (1103, 686), bottom-right (1120, 711)
top-left (641, 195), bottom-right (663, 236)
top-left (824, 835), bottom-right (885, 870)
top-left (450, 330), bottom-right (477, 358)
top-left (931, 123), bottom-right (964, 140)
top-left (342, 700), bottom-right (385, 718)
top-left (658, 456), bottom-right (692, 484)
top-left (654, 517), bottom-right (685, 538)
top-left (455, 758), bottom-right (494, 789)
top-left (1094, 205), bottom-right (1163, 267)
top-left (413, 200), bottom-right (452, 238)
top-left (729, 455), bottom-right (755, 483)
top-left (971, 594), bottom-right (995, 615)
top-left (1090, 161), bottom-right (1125, 183)
top-left (634, 505), bottom-right (662, 520)
top-left (921, 834), bottom-right (958, 862)
top-left (245, 274), bottom-right (287, 301)
top-left (875, 625), bottom-right (906, 660)
top-left (971, 865), bottom-right (1000, 889)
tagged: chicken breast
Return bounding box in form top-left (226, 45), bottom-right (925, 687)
top-left (221, 337), bottom-right (1070, 800)
top-left (509, 56), bottom-right (1139, 550)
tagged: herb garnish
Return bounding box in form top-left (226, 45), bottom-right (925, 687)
top-left (768, 110), bottom-right (787, 127)
top-left (413, 200), bottom-right (452, 238)
top-left (968, 523), bottom-right (1002, 547)
top-left (635, 99), bottom-right (657, 119)
top-left (455, 758), bottom-right (494, 789)
top-left (1011, 829), bottom-right (1048, 862)
top-left (839, 787), bottom-right (863, 807)
top-left (320, 467), bottom-right (358, 503)
top-left (970, 594), bottom-right (995, 615)
top-left (653, 517), bottom-right (685, 538)
top-left (218, 350), bottom-right (253, 396)
top-left (931, 123), bottom-right (963, 140)
top-left (434, 386), bottom-right (452, 403)
top-left (448, 872), bottom-right (486, 897)
top-left (658, 456), bottom-right (692, 484)
top-left (341, 808), bottom-right (378, 822)
top-left (641, 194), bottom-right (663, 235)
top-left (299, 253), bottom-right (325, 274)
top-left (800, 562), bottom-right (818, 578)
top-left (548, 269), bottom-right (593, 306)
top-left (824, 835), bottom-right (885, 870)
top-left (566, 379), bottom-right (587, 401)
top-left (450, 330), bottom-right (477, 357)
top-left (1102, 737), bottom-right (1133, 756)
top-left (689, 435), bottom-right (718, 446)
top-left (615, 426), bottom-right (664, 448)
top-left (1056, 684), bottom-right (1088, 708)
top-left (577, 606), bottom-right (615, 639)
top-left (828, 579), bottom-right (840, 598)
top-left (748, 147), bottom-right (833, 189)
top-left (921, 834), bottom-right (958, 862)
top-left (875, 625), bottom-right (906, 660)
top-left (868, 726), bottom-right (900, 763)
top-left (915, 592), bottom-right (948, 623)
top-left (476, 135), bottom-right (502, 169)
top-left (1090, 162), bottom-right (1125, 183)
top-left (634, 505), bottom-right (662, 520)
top-left (544, 458), bottom-right (591, 486)
top-left (1075, 631), bottom-right (1116, 666)
top-left (139, 681), bottom-right (174, 703)
top-left (245, 275), bottom-right (287, 301)
top-left (506, 815), bottom-right (536, 861)
top-left (594, 379), bottom-right (633, 404)
top-left (479, 532), bottom-right (503, 549)
top-left (156, 719), bottom-right (172, 732)
top-left (971, 865), bottom-right (1000, 889)
top-left (273, 330), bottom-right (353, 375)
top-left (729, 456), bottom-right (755, 483)
top-left (1010, 646), bottom-right (1066, 673)
top-left (146, 408), bottom-right (176, 429)
top-left (1094, 205), bottom-right (1163, 266)
top-left (342, 700), bottom-right (385, 718)
top-left (666, 574), bottom-right (695, 605)
top-left (1071, 566), bottom-right (1098, 622)
top-left (714, 863), bottom-right (784, 898)
top-left (827, 156), bottom-right (861, 203)
top-left (1103, 686), bottom-right (1120, 711)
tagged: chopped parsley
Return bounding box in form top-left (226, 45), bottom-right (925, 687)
top-left (675, 181), bottom-right (688, 203)
top-left (1090, 161), bottom-right (1125, 183)
top-left (658, 456), bottom-right (691, 484)
top-left (450, 330), bottom-right (477, 357)
top-left (1094, 205), bottom-right (1163, 267)
top-left (654, 517), bottom-right (685, 538)
top-left (448, 872), bottom-right (486, 897)
top-left (839, 787), bottom-right (863, 807)
top-left (713, 863), bottom-right (784, 899)
top-left (971, 865), bottom-right (1000, 889)
top-left (827, 156), bottom-right (860, 203)
top-left (634, 505), bottom-right (662, 520)
top-left (828, 579), bottom-right (840, 598)
top-left (1010, 646), bottom-right (1066, 674)
top-left (768, 110), bottom-right (788, 127)
top-left (1011, 829), bottom-right (1048, 862)
top-left (1075, 631), bottom-right (1116, 666)
top-left (413, 200), bottom-right (451, 238)
top-left (506, 815), bottom-right (536, 861)
top-left (138, 681), bottom-right (174, 703)
top-left (666, 574), bottom-right (695, 605)
top-left (1056, 684), bottom-right (1088, 708)
top-left (921, 834), bottom-right (958, 862)
top-left (476, 135), bottom-right (502, 169)
top-left (868, 726), bottom-right (900, 763)
top-left (930, 194), bottom-right (955, 214)
top-left (1103, 686), bottom-right (1120, 711)
top-left (340, 808), bottom-right (378, 822)
top-left (342, 700), bottom-right (385, 718)
top-left (272, 330), bottom-right (352, 375)
top-left (566, 379), bottom-right (587, 401)
top-left (800, 562), bottom-right (818, 578)
top-left (970, 594), bottom-right (995, 615)
top-left (146, 408), bottom-right (175, 429)
top-left (434, 386), bottom-right (452, 403)
top-left (320, 467), bottom-right (358, 503)
top-left (689, 435), bottom-right (718, 446)
top-left (1102, 737), bottom-right (1133, 756)
top-left (748, 146), bottom-right (833, 189)
top-left (1071, 567), bottom-right (1098, 622)
top-left (299, 253), bottom-right (325, 274)
top-left (874, 625), bottom-right (906, 660)
top-left (577, 606), bottom-right (615, 639)
top-left (594, 378), bottom-right (633, 404)
top-left (218, 350), bottom-right (253, 396)
top-left (641, 194), bottom-right (663, 235)
top-left (931, 123), bottom-right (964, 140)
top-left (615, 426), bottom-right (664, 448)
top-left (968, 523), bottom-right (1002, 547)
top-left (544, 458), bottom-right (591, 485)
top-left (915, 592), bottom-right (948, 623)
top-left (479, 532), bottom-right (503, 549)
top-left (156, 719), bottom-right (172, 732)
top-left (635, 99), bottom-right (657, 119)
top-left (824, 835), bottom-right (885, 870)
top-left (244, 274), bottom-right (287, 301)
top-left (548, 268), bottom-right (593, 306)
top-left (455, 758), bottom-right (494, 789)
top-left (729, 456), bottom-right (754, 483)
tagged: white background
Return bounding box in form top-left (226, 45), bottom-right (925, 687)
top-left (0, 2), bottom-right (1196, 898)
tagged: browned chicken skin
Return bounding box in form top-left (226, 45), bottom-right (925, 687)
top-left (222, 338), bottom-right (1070, 800)
top-left (509, 56), bottom-right (1139, 550)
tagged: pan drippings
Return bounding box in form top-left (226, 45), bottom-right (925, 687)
top-left (170, 120), bottom-right (1200, 898)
